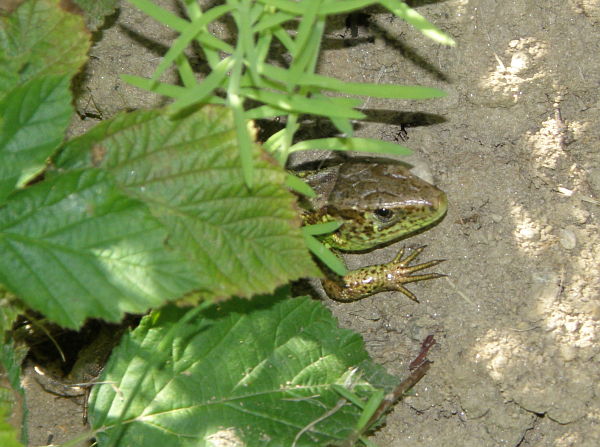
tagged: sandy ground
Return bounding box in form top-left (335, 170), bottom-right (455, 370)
top-left (23, 0), bottom-right (600, 445)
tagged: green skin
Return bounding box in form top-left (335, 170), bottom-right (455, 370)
top-left (300, 159), bottom-right (447, 302)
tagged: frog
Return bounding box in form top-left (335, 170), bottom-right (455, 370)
top-left (297, 157), bottom-right (447, 302)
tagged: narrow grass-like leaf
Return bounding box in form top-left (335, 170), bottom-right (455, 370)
top-left (245, 104), bottom-right (285, 119)
top-left (332, 384), bottom-right (366, 408)
top-left (285, 173), bottom-right (315, 198)
top-left (257, 0), bottom-right (304, 15)
top-left (151, 4), bottom-right (234, 81)
top-left (127, 0), bottom-right (189, 31)
top-left (90, 296), bottom-right (398, 446)
top-left (379, 0), bottom-right (455, 46)
top-left (288, 16), bottom-right (325, 87)
top-left (355, 389), bottom-right (385, 430)
top-left (227, 48), bottom-right (254, 187)
top-left (230, 103), bottom-right (255, 187)
top-left (121, 75), bottom-right (187, 98)
top-left (289, 137), bottom-right (412, 156)
top-left (307, 78), bottom-right (447, 99)
top-left (174, 54), bottom-right (196, 87)
top-left (180, 1), bottom-right (223, 67)
top-left (0, 75), bottom-right (72, 202)
top-left (288, 0), bottom-right (319, 78)
top-left (195, 30), bottom-right (235, 54)
top-left (241, 88), bottom-right (365, 118)
top-left (0, 0), bottom-right (90, 95)
top-left (168, 57), bottom-right (234, 112)
top-left (273, 26), bottom-right (296, 53)
top-left (56, 106), bottom-right (319, 301)
top-left (261, 65), bottom-right (446, 99)
top-left (302, 221), bottom-right (343, 236)
top-left (0, 169), bottom-right (200, 328)
top-left (232, 1), bottom-right (258, 77)
top-left (318, 0), bottom-right (378, 14)
top-left (330, 116), bottom-right (354, 136)
top-left (255, 31), bottom-right (273, 68)
top-left (303, 232), bottom-right (347, 276)
top-left (262, 128), bottom-right (288, 153)
top-left (253, 10), bottom-right (296, 32)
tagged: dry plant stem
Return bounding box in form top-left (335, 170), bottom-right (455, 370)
top-left (410, 335), bottom-right (436, 371)
top-left (367, 361), bottom-right (432, 432)
top-left (340, 360), bottom-right (432, 447)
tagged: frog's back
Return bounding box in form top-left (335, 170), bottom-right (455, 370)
top-left (328, 161), bottom-right (437, 210)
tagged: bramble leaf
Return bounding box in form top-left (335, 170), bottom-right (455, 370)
top-left (0, 0), bottom-right (90, 95)
top-left (56, 106), bottom-right (319, 303)
top-left (0, 169), bottom-right (198, 328)
top-left (90, 294), bottom-right (399, 447)
top-left (0, 75), bottom-right (72, 202)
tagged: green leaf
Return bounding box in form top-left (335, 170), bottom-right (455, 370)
top-left (168, 57), bottom-right (235, 111)
top-left (261, 65), bottom-right (446, 99)
top-left (121, 75), bottom-right (188, 99)
top-left (308, 78), bottom-right (447, 100)
top-left (0, 75), bottom-right (72, 202)
top-left (302, 221), bottom-right (343, 236)
top-left (289, 137), bottom-right (412, 156)
top-left (285, 173), bottom-right (315, 198)
top-left (127, 0), bottom-right (189, 31)
top-left (0, 169), bottom-right (200, 328)
top-left (151, 4), bottom-right (235, 82)
top-left (0, 398), bottom-right (24, 447)
top-left (0, 0), bottom-right (90, 96)
top-left (241, 88), bottom-right (365, 119)
top-left (330, 116), bottom-right (354, 136)
top-left (56, 106), bottom-right (319, 302)
top-left (355, 389), bottom-right (385, 430)
top-left (379, 0), bottom-right (455, 46)
top-left (253, 11), bottom-right (296, 32)
top-left (90, 295), bottom-right (399, 446)
top-left (73, 0), bottom-right (119, 31)
top-left (303, 232), bottom-right (347, 276)
top-left (0, 292), bottom-right (19, 337)
top-left (318, 0), bottom-right (378, 14)
top-left (256, 0), bottom-right (304, 15)
top-left (0, 340), bottom-right (27, 447)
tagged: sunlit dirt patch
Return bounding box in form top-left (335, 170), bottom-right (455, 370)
top-left (481, 37), bottom-right (547, 104)
top-left (509, 202), bottom-right (556, 256)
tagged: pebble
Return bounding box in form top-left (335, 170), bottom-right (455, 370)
top-left (558, 227), bottom-right (577, 250)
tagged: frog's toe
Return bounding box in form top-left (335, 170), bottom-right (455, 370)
top-left (387, 246), bottom-right (445, 301)
top-left (392, 284), bottom-right (419, 302)
top-left (393, 245), bottom-right (445, 271)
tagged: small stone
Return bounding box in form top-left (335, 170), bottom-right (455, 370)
top-left (519, 227), bottom-right (537, 240)
top-left (558, 228), bottom-right (577, 250)
top-left (509, 52), bottom-right (528, 73)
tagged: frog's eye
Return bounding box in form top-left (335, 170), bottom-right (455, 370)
top-left (373, 208), bottom-right (395, 222)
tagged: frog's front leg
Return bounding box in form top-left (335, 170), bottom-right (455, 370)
top-left (322, 246), bottom-right (445, 302)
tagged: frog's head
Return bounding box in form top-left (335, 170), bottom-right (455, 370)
top-left (323, 162), bottom-right (447, 252)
